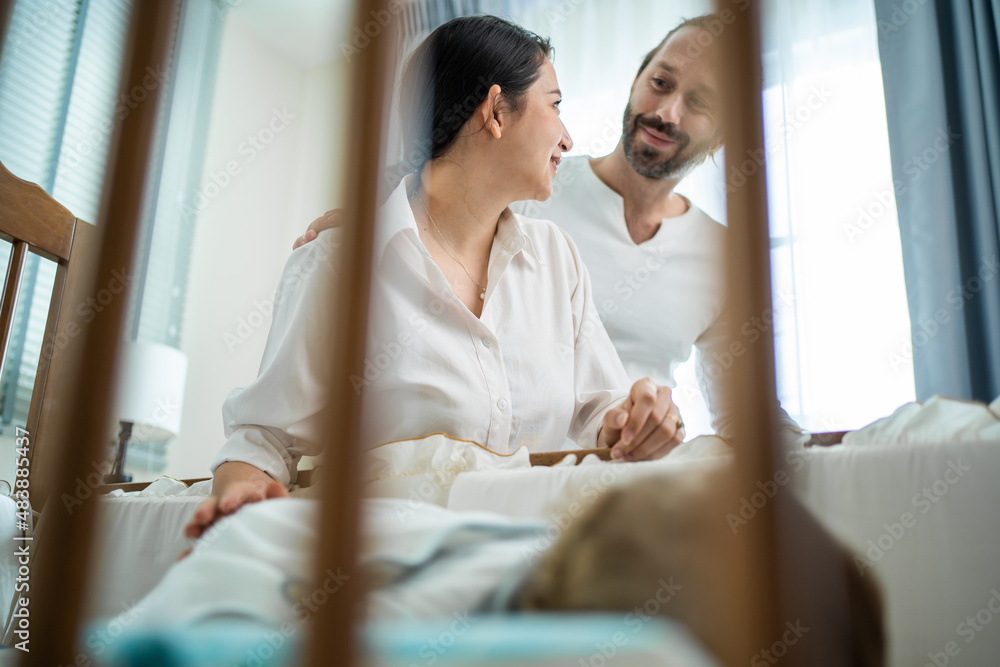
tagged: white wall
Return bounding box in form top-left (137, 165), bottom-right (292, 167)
top-left (162, 15), bottom-right (349, 479)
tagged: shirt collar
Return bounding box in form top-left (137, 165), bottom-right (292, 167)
top-left (573, 155), bottom-right (710, 249)
top-left (374, 174), bottom-right (420, 261)
top-left (375, 174), bottom-right (538, 263)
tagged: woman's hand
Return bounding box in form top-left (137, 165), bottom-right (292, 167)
top-left (292, 209), bottom-right (344, 250)
top-left (183, 461), bottom-right (289, 539)
top-left (598, 378), bottom-right (685, 461)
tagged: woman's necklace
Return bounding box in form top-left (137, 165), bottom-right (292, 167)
top-left (413, 192), bottom-right (487, 301)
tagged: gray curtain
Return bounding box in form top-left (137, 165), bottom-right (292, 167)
top-left (874, 0), bottom-right (1000, 402)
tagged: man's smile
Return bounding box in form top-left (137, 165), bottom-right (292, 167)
top-left (640, 125), bottom-right (676, 149)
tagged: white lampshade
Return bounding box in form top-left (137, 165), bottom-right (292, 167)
top-left (114, 341), bottom-right (187, 441)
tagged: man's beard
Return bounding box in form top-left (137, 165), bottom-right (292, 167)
top-left (621, 102), bottom-right (712, 180)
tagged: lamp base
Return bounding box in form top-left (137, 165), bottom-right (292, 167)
top-left (105, 421), bottom-right (134, 485)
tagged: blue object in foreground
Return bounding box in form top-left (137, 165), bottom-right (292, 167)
top-left (97, 614), bottom-right (719, 667)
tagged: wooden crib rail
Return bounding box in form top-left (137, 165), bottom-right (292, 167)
top-left (305, 0), bottom-right (395, 664)
top-left (806, 431), bottom-right (849, 447)
top-left (710, 0), bottom-right (783, 662)
top-left (96, 450), bottom-right (609, 498)
top-left (529, 448), bottom-right (612, 466)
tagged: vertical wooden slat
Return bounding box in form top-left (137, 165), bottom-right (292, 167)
top-left (26, 2), bottom-right (178, 664)
top-left (27, 220), bottom-right (98, 510)
top-left (306, 1), bottom-right (396, 665)
top-left (713, 1), bottom-right (782, 664)
top-left (23, 258), bottom-right (68, 506)
top-left (718, 7), bottom-right (858, 665)
top-left (0, 240), bottom-right (27, 380)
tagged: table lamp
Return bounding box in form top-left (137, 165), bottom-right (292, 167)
top-left (105, 341), bottom-right (187, 484)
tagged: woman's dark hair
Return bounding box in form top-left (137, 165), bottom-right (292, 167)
top-left (399, 15), bottom-right (552, 172)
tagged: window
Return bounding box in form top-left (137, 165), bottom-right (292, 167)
top-left (0, 0), bottom-right (132, 483)
top-left (0, 0), bottom-right (226, 480)
top-left (760, 0), bottom-right (916, 430)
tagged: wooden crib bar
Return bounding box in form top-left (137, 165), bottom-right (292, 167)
top-left (709, 0), bottom-right (783, 662)
top-left (26, 2), bottom-right (180, 664)
top-left (304, 0), bottom-right (396, 664)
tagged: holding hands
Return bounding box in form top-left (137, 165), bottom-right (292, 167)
top-left (598, 378), bottom-right (685, 461)
top-left (183, 381), bottom-right (682, 544)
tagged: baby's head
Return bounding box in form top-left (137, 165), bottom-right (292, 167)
top-left (517, 467), bottom-right (884, 666)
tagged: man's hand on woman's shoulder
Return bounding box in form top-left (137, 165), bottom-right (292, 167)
top-left (292, 209), bottom-right (344, 250)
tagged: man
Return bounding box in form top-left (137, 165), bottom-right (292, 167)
top-left (296, 15), bottom-right (799, 444)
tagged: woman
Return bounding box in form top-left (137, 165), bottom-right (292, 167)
top-left (186, 15), bottom-right (684, 539)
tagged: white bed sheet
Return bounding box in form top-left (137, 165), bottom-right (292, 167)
top-left (795, 441), bottom-right (1000, 667)
top-left (86, 483), bottom-right (208, 621)
top-left (447, 437), bottom-right (730, 519)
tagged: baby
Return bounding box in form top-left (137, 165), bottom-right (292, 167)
top-left (517, 467), bottom-right (885, 666)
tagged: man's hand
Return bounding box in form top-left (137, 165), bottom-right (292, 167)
top-left (183, 461), bottom-right (289, 539)
top-left (598, 378), bottom-right (685, 461)
top-left (292, 209), bottom-right (344, 250)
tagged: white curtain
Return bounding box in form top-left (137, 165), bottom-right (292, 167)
top-left (761, 0), bottom-right (916, 430)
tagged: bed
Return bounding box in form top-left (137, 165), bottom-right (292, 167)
top-left (81, 396), bottom-right (1000, 667)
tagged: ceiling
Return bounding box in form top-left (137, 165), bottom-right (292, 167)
top-left (228, 0), bottom-right (356, 69)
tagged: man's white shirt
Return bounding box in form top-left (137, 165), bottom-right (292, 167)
top-left (213, 174), bottom-right (631, 485)
top-left (514, 155), bottom-right (768, 440)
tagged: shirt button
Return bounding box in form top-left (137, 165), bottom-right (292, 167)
top-left (497, 398), bottom-right (508, 410)
top-left (483, 337), bottom-right (494, 348)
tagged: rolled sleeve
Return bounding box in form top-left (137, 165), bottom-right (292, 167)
top-left (210, 230), bottom-right (341, 486)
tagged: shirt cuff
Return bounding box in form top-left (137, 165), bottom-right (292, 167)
top-left (582, 395), bottom-right (628, 448)
top-left (210, 426), bottom-right (297, 487)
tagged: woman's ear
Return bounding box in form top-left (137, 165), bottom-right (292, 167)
top-left (481, 84), bottom-right (503, 139)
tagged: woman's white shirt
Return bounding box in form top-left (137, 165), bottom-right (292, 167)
top-left (212, 175), bottom-right (631, 485)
